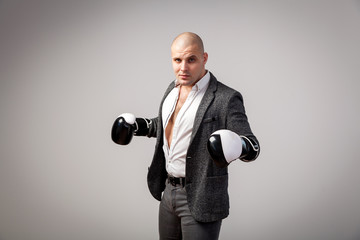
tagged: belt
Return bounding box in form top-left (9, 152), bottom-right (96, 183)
top-left (167, 175), bottom-right (186, 187)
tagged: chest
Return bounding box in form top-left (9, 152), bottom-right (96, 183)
top-left (171, 91), bottom-right (189, 122)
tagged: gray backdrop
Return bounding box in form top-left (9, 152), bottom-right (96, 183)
top-left (1, 1), bottom-right (359, 239)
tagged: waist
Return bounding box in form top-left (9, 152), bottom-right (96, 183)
top-left (167, 175), bottom-right (186, 187)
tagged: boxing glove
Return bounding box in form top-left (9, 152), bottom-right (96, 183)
top-left (111, 113), bottom-right (152, 145)
top-left (207, 129), bottom-right (259, 168)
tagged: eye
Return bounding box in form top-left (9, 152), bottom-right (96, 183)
top-left (174, 58), bottom-right (181, 63)
top-left (188, 57), bottom-right (196, 63)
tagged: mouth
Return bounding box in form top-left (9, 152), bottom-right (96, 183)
top-left (179, 74), bottom-right (190, 79)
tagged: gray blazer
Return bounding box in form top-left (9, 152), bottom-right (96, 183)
top-left (147, 72), bottom-right (260, 222)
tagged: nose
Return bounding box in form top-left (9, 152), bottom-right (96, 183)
top-left (180, 61), bottom-right (189, 71)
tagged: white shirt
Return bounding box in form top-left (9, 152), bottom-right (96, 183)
top-left (162, 71), bottom-right (210, 177)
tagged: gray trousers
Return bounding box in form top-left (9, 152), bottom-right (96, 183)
top-left (158, 180), bottom-right (222, 240)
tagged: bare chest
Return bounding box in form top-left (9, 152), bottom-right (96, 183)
top-left (165, 89), bottom-right (190, 146)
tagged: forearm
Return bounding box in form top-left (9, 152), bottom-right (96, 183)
top-left (226, 92), bottom-right (260, 162)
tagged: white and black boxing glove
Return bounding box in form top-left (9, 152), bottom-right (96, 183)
top-left (207, 129), bottom-right (259, 168)
top-left (111, 113), bottom-right (152, 145)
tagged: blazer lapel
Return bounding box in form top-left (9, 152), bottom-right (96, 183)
top-left (189, 73), bottom-right (218, 144)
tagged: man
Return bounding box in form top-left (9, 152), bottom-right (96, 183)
top-left (112, 32), bottom-right (260, 240)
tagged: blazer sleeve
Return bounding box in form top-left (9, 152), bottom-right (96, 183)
top-left (226, 92), bottom-right (260, 161)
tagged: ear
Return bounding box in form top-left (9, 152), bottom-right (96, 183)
top-left (203, 52), bottom-right (208, 65)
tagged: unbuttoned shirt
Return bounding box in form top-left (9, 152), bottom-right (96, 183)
top-left (162, 71), bottom-right (210, 178)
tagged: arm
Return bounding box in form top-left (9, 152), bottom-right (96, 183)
top-left (207, 92), bottom-right (260, 167)
top-left (111, 113), bottom-right (157, 145)
top-left (226, 92), bottom-right (260, 161)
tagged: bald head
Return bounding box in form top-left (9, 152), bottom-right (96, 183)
top-left (171, 32), bottom-right (204, 54)
top-left (170, 32), bottom-right (208, 87)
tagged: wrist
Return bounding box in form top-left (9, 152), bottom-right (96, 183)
top-left (134, 118), bottom-right (152, 136)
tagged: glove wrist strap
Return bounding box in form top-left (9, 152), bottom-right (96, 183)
top-left (134, 118), bottom-right (152, 136)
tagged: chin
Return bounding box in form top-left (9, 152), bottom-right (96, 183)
top-left (177, 77), bottom-right (195, 85)
top-left (178, 80), bottom-right (194, 87)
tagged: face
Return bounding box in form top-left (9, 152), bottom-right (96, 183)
top-left (171, 44), bottom-right (208, 87)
